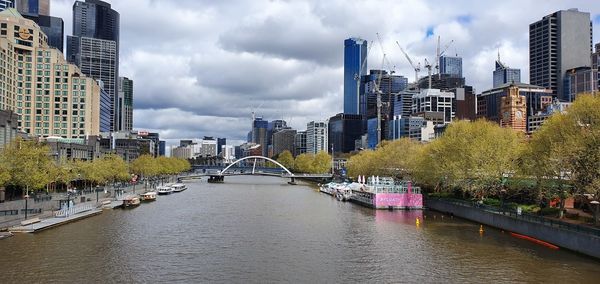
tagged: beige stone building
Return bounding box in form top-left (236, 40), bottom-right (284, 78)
top-left (0, 8), bottom-right (100, 139)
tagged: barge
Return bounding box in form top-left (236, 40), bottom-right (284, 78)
top-left (350, 176), bottom-right (423, 210)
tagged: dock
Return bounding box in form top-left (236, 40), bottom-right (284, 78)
top-left (9, 208), bottom-right (102, 233)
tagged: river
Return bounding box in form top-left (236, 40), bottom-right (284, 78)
top-left (1, 176), bottom-right (599, 283)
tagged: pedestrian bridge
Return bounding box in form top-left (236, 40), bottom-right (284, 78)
top-left (182, 156), bottom-right (332, 183)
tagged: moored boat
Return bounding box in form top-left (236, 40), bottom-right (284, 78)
top-left (157, 186), bottom-right (173, 195)
top-left (350, 176), bottom-right (423, 210)
top-left (140, 191), bottom-right (157, 201)
top-left (171, 183), bottom-right (187, 192)
top-left (122, 195), bottom-right (141, 208)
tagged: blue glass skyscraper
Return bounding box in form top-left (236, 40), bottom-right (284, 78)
top-left (439, 55), bottom-right (462, 78)
top-left (493, 60), bottom-right (521, 88)
top-left (344, 38), bottom-right (367, 114)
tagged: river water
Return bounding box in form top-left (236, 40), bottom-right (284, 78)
top-left (1, 176), bottom-right (599, 283)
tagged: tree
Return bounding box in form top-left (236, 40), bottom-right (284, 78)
top-left (277, 150), bottom-right (295, 171)
top-left (414, 120), bottom-right (522, 198)
top-left (1, 138), bottom-right (52, 194)
top-left (294, 154), bottom-right (314, 173)
top-left (312, 151), bottom-right (332, 174)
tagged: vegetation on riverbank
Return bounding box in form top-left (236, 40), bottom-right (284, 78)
top-left (0, 141), bottom-right (191, 194)
top-left (277, 150), bottom-right (332, 174)
top-left (348, 93), bottom-right (600, 223)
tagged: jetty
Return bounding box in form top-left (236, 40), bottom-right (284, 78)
top-left (9, 204), bottom-right (102, 233)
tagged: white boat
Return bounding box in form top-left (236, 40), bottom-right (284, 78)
top-left (122, 195), bottom-right (141, 208)
top-left (171, 183), bottom-right (187, 192)
top-left (140, 191), bottom-right (157, 201)
top-left (157, 186), bottom-right (173, 195)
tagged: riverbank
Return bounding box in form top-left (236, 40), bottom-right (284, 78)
top-left (426, 197), bottom-right (600, 259)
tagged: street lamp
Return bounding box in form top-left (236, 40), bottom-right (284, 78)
top-left (591, 200), bottom-right (600, 226)
top-left (24, 191), bottom-right (30, 220)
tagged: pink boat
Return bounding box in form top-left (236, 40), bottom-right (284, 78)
top-left (350, 176), bottom-right (423, 210)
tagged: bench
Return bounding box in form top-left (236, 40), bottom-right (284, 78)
top-left (20, 217), bottom-right (41, 226)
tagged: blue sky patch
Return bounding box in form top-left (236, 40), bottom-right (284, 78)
top-left (457, 14), bottom-right (472, 24)
top-left (426, 26), bottom-right (434, 38)
top-left (594, 14), bottom-right (600, 23)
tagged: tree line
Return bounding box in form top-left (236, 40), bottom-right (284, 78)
top-left (277, 151), bottom-right (332, 174)
top-left (347, 93), bottom-right (600, 220)
top-left (0, 140), bottom-right (191, 194)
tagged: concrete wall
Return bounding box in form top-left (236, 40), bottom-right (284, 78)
top-left (427, 199), bottom-right (600, 259)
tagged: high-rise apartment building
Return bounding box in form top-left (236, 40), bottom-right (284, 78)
top-left (344, 38), bottom-right (368, 114)
top-left (593, 43), bottom-right (600, 91)
top-left (67, 0), bottom-right (120, 131)
top-left (16, 0), bottom-right (48, 16)
top-left (118, 77), bottom-right (133, 131)
top-left (412, 89), bottom-right (455, 124)
top-left (0, 1), bottom-right (14, 11)
top-left (294, 131), bottom-right (306, 156)
top-left (0, 9), bottom-right (101, 138)
top-left (493, 56), bottom-right (521, 88)
top-left (439, 55), bottom-right (462, 78)
top-left (306, 121), bottom-right (328, 154)
top-left (529, 9), bottom-right (593, 101)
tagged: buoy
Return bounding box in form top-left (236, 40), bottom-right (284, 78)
top-left (416, 217), bottom-right (421, 226)
top-left (479, 225), bottom-right (484, 234)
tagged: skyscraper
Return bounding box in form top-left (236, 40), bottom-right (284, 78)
top-left (439, 55), bottom-right (462, 78)
top-left (0, 1), bottom-right (14, 11)
top-left (529, 9), bottom-right (593, 101)
top-left (0, 8), bottom-right (101, 138)
top-left (306, 121), bottom-right (328, 154)
top-left (16, 0), bottom-right (49, 16)
top-left (118, 77), bottom-right (133, 131)
top-left (493, 54), bottom-right (521, 88)
top-left (17, 0), bottom-right (61, 51)
top-left (67, 0), bottom-right (120, 130)
top-left (344, 38), bottom-right (368, 114)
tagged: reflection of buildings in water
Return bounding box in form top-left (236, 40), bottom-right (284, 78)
top-left (375, 210), bottom-right (423, 225)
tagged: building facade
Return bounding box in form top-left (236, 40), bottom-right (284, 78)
top-left (0, 109), bottom-right (18, 148)
top-left (294, 130), bottom-right (306, 156)
top-left (478, 83), bottom-right (553, 132)
top-left (0, 1), bottom-right (14, 11)
top-left (439, 55), bottom-right (462, 78)
top-left (16, 0), bottom-right (48, 16)
top-left (118, 76), bottom-right (133, 131)
top-left (387, 116), bottom-right (435, 142)
top-left (0, 9), bottom-right (101, 138)
top-left (500, 85), bottom-right (527, 132)
top-left (453, 86), bottom-right (477, 121)
top-left (565, 66), bottom-right (598, 102)
top-left (272, 128), bottom-right (296, 157)
top-left (328, 113), bottom-right (363, 154)
top-left (307, 121), bottom-right (328, 154)
top-left (344, 37), bottom-right (367, 114)
top-left (412, 89), bottom-right (455, 124)
top-left (529, 9), bottom-right (593, 101)
top-left (67, 0), bottom-right (120, 131)
top-left (493, 59), bottom-right (521, 88)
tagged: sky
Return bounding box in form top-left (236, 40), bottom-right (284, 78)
top-left (51, 0), bottom-right (600, 147)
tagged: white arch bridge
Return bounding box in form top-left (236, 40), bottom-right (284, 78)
top-left (184, 156), bottom-right (332, 184)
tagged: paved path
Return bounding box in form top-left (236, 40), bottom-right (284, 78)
top-left (9, 209), bottom-right (103, 233)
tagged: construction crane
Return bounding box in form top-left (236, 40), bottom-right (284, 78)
top-left (396, 41), bottom-right (420, 83)
top-left (436, 36), bottom-right (454, 79)
top-left (424, 58), bottom-right (433, 89)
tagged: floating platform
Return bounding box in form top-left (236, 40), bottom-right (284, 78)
top-left (9, 209), bottom-right (102, 233)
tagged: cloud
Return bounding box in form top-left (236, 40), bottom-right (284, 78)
top-left (49, 0), bottom-right (600, 147)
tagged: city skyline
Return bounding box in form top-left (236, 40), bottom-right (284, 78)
top-left (50, 0), bottom-right (600, 146)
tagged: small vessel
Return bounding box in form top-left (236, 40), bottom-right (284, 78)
top-left (140, 191), bottom-right (157, 201)
top-left (122, 195), bottom-right (141, 208)
top-left (171, 183), bottom-right (187, 192)
top-left (157, 186), bottom-right (173, 195)
top-left (350, 176), bottom-right (423, 210)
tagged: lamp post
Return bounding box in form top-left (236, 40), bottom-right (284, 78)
top-left (591, 200), bottom-right (600, 226)
top-left (96, 185), bottom-right (100, 203)
top-left (24, 187), bottom-right (29, 220)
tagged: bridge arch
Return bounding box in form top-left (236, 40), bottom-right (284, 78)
top-left (220, 156), bottom-right (293, 176)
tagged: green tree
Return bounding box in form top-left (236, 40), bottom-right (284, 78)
top-left (294, 153), bottom-right (314, 173)
top-left (277, 150), bottom-right (295, 170)
top-left (1, 138), bottom-right (52, 194)
top-left (312, 151), bottom-right (332, 174)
